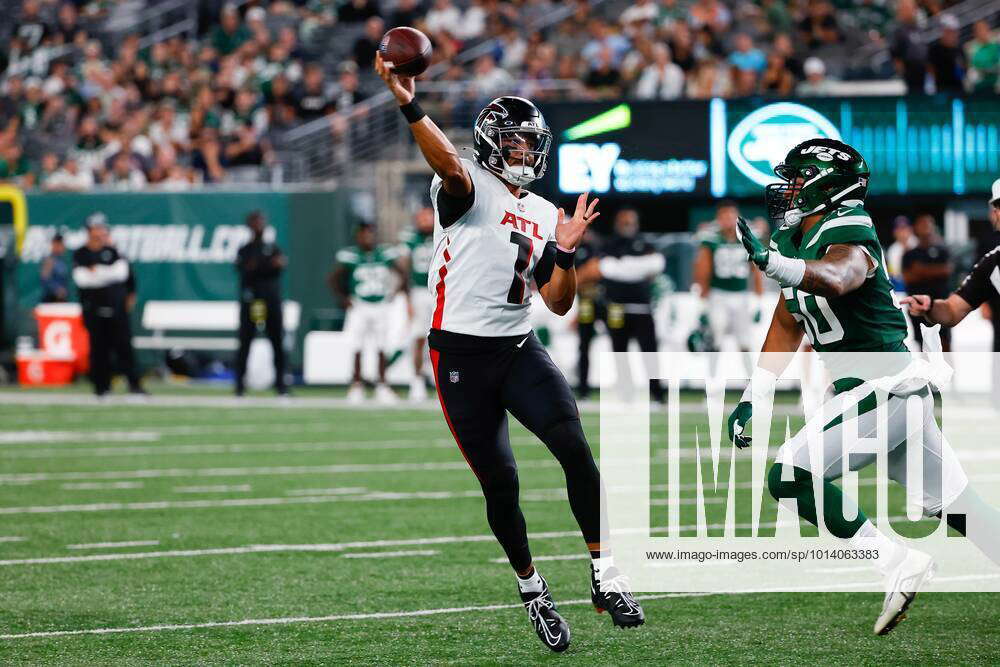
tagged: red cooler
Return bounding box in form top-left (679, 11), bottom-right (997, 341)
top-left (34, 303), bottom-right (90, 374)
top-left (16, 350), bottom-right (76, 386)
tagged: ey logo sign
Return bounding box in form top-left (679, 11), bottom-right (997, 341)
top-left (727, 103), bottom-right (841, 187)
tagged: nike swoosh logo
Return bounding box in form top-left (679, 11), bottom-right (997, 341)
top-left (516, 336), bottom-right (529, 348)
top-left (540, 622), bottom-right (562, 645)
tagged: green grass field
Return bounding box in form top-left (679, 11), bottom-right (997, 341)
top-left (1, 385), bottom-right (998, 664)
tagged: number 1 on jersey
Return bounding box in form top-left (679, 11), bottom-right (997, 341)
top-left (507, 232), bottom-right (533, 304)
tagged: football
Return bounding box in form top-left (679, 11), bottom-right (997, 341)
top-left (379, 27), bottom-right (432, 77)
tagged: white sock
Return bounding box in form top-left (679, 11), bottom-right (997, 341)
top-left (592, 555), bottom-right (615, 580)
top-left (848, 520), bottom-right (905, 575)
top-left (516, 567), bottom-right (544, 594)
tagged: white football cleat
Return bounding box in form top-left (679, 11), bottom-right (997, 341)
top-left (347, 383), bottom-right (365, 405)
top-left (375, 383), bottom-right (398, 405)
top-left (409, 377), bottom-right (428, 402)
top-left (874, 547), bottom-right (936, 635)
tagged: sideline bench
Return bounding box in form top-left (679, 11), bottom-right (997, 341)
top-left (134, 300), bottom-right (301, 351)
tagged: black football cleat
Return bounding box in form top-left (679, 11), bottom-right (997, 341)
top-left (519, 576), bottom-right (571, 652)
top-left (591, 565), bottom-right (645, 628)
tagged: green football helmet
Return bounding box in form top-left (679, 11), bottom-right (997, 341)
top-left (765, 138), bottom-right (870, 227)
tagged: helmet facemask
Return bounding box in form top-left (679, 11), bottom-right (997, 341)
top-left (765, 162), bottom-right (867, 227)
top-left (477, 125), bottom-right (552, 187)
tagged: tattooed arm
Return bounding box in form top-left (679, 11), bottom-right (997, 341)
top-left (736, 217), bottom-right (872, 297)
top-left (798, 244), bottom-right (872, 298)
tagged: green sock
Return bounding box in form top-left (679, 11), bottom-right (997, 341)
top-left (767, 463), bottom-right (867, 538)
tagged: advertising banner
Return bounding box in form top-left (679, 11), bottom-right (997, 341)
top-left (539, 96), bottom-right (1000, 201)
top-left (539, 100), bottom-right (712, 199)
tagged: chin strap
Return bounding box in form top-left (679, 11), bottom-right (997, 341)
top-left (785, 180), bottom-right (866, 226)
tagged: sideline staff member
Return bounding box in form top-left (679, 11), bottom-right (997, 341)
top-left (40, 233), bottom-right (69, 303)
top-left (72, 213), bottom-right (145, 397)
top-left (599, 208), bottom-right (666, 401)
top-left (234, 210), bottom-right (288, 396)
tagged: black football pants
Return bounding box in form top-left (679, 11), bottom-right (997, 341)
top-left (235, 296), bottom-right (287, 394)
top-left (84, 308), bottom-right (141, 396)
top-left (576, 298), bottom-right (606, 397)
top-left (429, 330), bottom-right (603, 572)
top-left (607, 309), bottom-right (665, 401)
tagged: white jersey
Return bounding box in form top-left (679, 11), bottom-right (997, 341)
top-left (428, 159), bottom-right (559, 337)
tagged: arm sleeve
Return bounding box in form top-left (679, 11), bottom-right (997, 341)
top-left (598, 253), bottom-right (666, 282)
top-left (435, 183), bottom-right (475, 229)
top-left (533, 241), bottom-right (558, 288)
top-left (956, 247), bottom-right (1000, 309)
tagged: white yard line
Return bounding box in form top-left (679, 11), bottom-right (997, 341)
top-left (0, 489), bottom-right (510, 516)
top-left (173, 485), bottom-right (252, 494)
top-left (284, 487), bottom-right (367, 496)
top-left (341, 549), bottom-right (439, 559)
top-left (61, 482), bottom-right (145, 491)
top-left (3, 575), bottom-right (997, 640)
top-left (0, 536), bottom-right (26, 543)
top-left (0, 531), bottom-right (580, 567)
top-left (489, 553), bottom-right (588, 564)
top-left (0, 544), bottom-right (348, 566)
top-left (0, 420), bottom-right (447, 441)
top-left (66, 541), bottom-right (161, 550)
top-left (0, 459), bottom-right (559, 485)
top-left (1, 440), bottom-right (463, 459)
top-left (0, 430), bottom-right (161, 444)
top-left (0, 515), bottom-right (925, 567)
top-left (0, 392), bottom-right (447, 411)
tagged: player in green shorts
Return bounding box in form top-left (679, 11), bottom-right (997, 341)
top-left (330, 222), bottom-right (408, 404)
top-left (398, 207), bottom-right (436, 401)
top-left (693, 199), bottom-right (763, 371)
top-left (728, 138), bottom-right (1000, 635)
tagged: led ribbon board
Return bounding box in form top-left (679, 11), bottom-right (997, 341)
top-left (541, 101), bottom-right (712, 198)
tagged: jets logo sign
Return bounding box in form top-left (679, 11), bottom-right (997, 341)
top-left (799, 145), bottom-right (851, 162)
top-left (727, 103), bottom-right (841, 187)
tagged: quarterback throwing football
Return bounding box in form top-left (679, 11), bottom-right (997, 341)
top-left (375, 55), bottom-right (644, 651)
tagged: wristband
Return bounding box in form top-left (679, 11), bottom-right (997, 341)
top-left (740, 367), bottom-right (778, 404)
top-left (555, 248), bottom-right (576, 270)
top-left (399, 99), bottom-right (425, 124)
top-left (764, 252), bottom-right (806, 287)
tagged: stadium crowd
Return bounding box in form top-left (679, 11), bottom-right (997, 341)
top-left (0, 0), bottom-right (997, 188)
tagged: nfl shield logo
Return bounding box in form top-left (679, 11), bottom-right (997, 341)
top-left (449, 371), bottom-right (460, 383)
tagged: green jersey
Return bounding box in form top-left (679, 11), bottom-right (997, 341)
top-left (335, 244), bottom-right (401, 303)
top-left (399, 228), bottom-right (434, 288)
top-left (700, 230), bottom-right (751, 291)
top-left (770, 205), bottom-right (907, 354)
